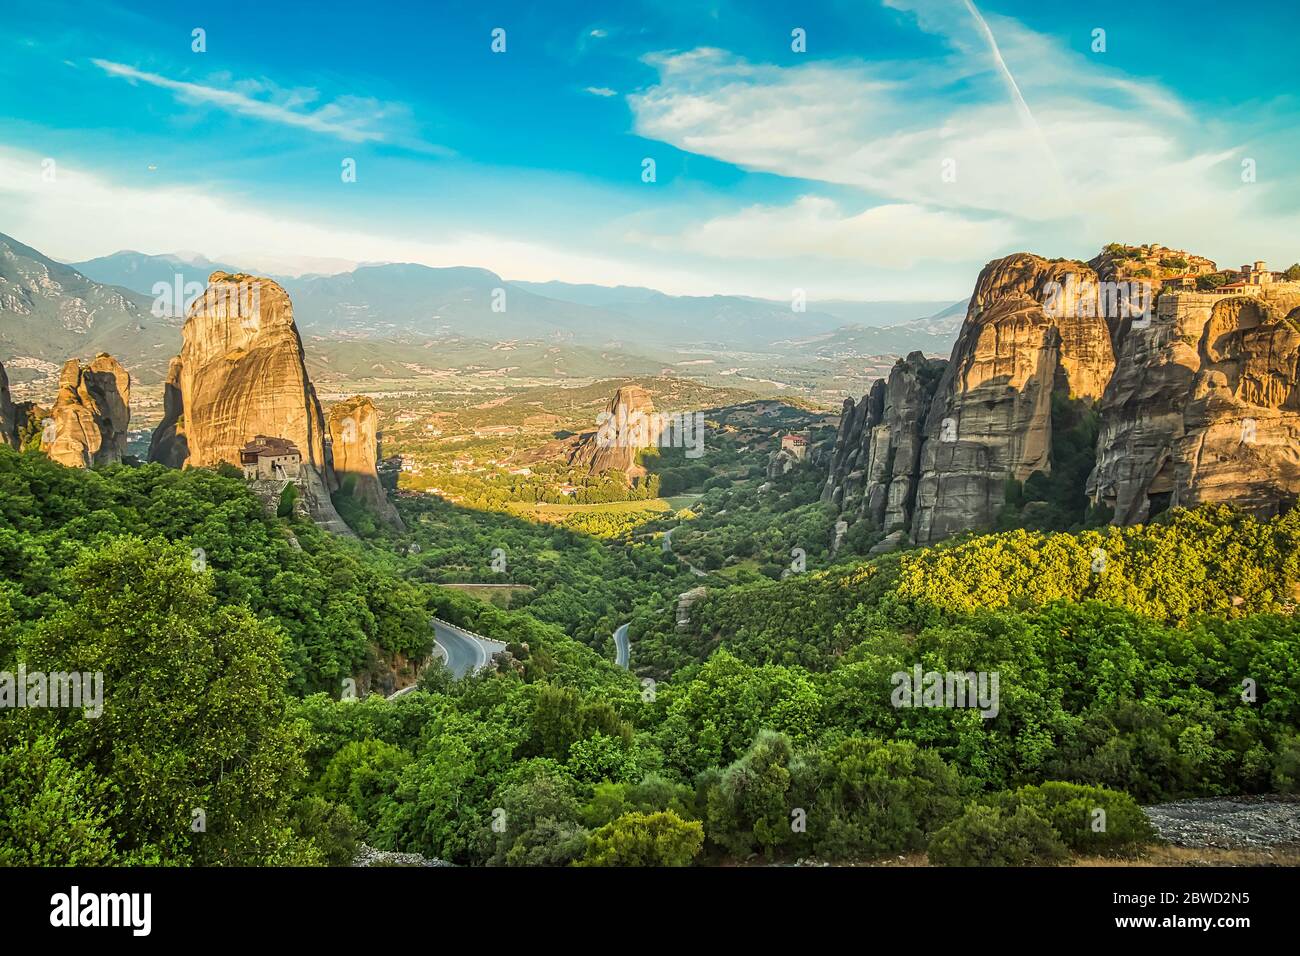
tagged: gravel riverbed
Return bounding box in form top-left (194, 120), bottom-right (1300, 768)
top-left (1143, 795), bottom-right (1300, 849)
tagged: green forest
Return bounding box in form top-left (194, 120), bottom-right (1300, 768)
top-left (1, 444), bottom-right (1297, 866)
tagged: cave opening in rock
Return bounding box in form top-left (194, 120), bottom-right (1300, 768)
top-left (1147, 491), bottom-right (1173, 518)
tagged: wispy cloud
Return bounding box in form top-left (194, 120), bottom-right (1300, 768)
top-left (626, 0), bottom-right (1297, 263)
top-left (641, 197), bottom-right (1016, 267)
top-left (0, 145), bottom-right (724, 295)
top-left (91, 59), bottom-right (449, 154)
top-left (625, 1), bottom-right (1300, 276)
top-left (584, 86), bottom-right (618, 97)
top-left (628, 44), bottom-right (1226, 224)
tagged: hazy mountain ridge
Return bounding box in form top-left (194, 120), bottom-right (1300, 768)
top-left (0, 233), bottom-right (179, 383)
top-left (68, 247), bottom-right (962, 356)
top-left (71, 249), bottom-right (247, 293)
top-left (0, 234), bottom-right (965, 406)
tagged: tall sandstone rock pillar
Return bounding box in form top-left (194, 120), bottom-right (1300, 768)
top-left (41, 353), bottom-right (131, 468)
top-left (0, 359), bottom-right (20, 449)
top-left (328, 396), bottom-right (405, 531)
top-left (569, 383), bottom-right (662, 479)
top-left (149, 272), bottom-right (352, 535)
top-left (911, 254), bottom-right (1114, 544)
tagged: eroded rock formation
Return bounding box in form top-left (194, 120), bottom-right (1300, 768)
top-left (41, 353), bottom-right (131, 468)
top-left (0, 360), bottom-right (19, 449)
top-left (569, 384), bottom-right (661, 478)
top-left (911, 255), bottom-right (1115, 543)
top-left (146, 355), bottom-right (188, 468)
top-left (822, 248), bottom-right (1119, 544)
top-left (821, 351), bottom-right (946, 533)
top-left (328, 396), bottom-right (405, 531)
top-left (1088, 288), bottom-right (1300, 522)
top-left (149, 272), bottom-right (352, 534)
top-left (825, 245), bottom-right (1300, 545)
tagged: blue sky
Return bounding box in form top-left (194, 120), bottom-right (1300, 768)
top-left (2, 0), bottom-right (1298, 298)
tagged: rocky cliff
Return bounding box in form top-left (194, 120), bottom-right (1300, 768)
top-left (0, 360), bottom-right (19, 448)
top-left (569, 384), bottom-right (660, 478)
top-left (821, 351), bottom-right (946, 534)
top-left (146, 356), bottom-right (188, 468)
top-left (824, 245), bottom-right (1299, 545)
top-left (41, 353), bottom-right (131, 468)
top-left (911, 254), bottom-right (1116, 544)
top-left (1088, 287), bottom-right (1300, 522)
top-left (149, 272), bottom-right (352, 535)
top-left (328, 396), bottom-right (405, 531)
top-left (0, 231), bottom-right (174, 380)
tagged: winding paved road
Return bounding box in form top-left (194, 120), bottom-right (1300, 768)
top-left (385, 619), bottom-right (508, 700)
top-left (433, 618), bottom-right (508, 679)
top-left (662, 525), bottom-right (708, 578)
top-left (614, 622), bottom-right (630, 669)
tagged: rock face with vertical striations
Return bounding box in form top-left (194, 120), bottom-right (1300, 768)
top-left (1088, 288), bottom-right (1300, 523)
top-left (806, 256), bottom-right (1093, 542)
top-left (149, 272), bottom-right (353, 534)
top-left (147, 355), bottom-right (189, 468)
top-left (0, 360), bottom-right (19, 448)
top-left (328, 396), bottom-right (405, 531)
top-left (569, 383), bottom-right (661, 478)
top-left (41, 353), bottom-right (131, 468)
top-left (827, 245), bottom-right (1300, 545)
top-left (910, 254), bottom-right (1118, 544)
top-left (821, 351), bottom-right (946, 533)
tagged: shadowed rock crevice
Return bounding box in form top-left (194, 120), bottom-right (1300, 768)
top-left (41, 353), bottom-right (131, 468)
top-left (147, 355), bottom-right (189, 468)
top-left (0, 360), bottom-right (19, 449)
top-left (328, 396), bottom-right (406, 532)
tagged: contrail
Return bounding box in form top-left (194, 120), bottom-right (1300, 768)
top-left (961, 0), bottom-right (1066, 197)
top-left (962, 0), bottom-right (1035, 130)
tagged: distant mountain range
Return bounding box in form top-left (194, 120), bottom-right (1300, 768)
top-left (69, 247), bottom-right (963, 350)
top-left (0, 232), bottom-right (965, 392)
top-left (69, 249), bottom-right (246, 293)
top-left (0, 234), bottom-right (180, 384)
top-left (512, 279), bottom-right (959, 340)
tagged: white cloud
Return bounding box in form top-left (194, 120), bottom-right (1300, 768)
top-left (627, 8), bottom-right (1294, 253)
top-left (585, 86), bottom-right (618, 97)
top-left (648, 196), bottom-right (1015, 266)
top-left (91, 60), bottom-right (448, 153)
top-left (0, 146), bottom-right (730, 295)
top-left (630, 47), bottom-right (1229, 225)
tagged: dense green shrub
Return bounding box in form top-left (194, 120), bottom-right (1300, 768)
top-left (291, 796), bottom-right (364, 867)
top-left (703, 730), bottom-right (802, 859)
top-left (1272, 734), bottom-right (1300, 793)
top-left (984, 782), bottom-right (1156, 857)
top-left (316, 739), bottom-right (412, 830)
top-left (579, 811), bottom-right (703, 867)
top-left (928, 804), bottom-right (1068, 867)
top-left (803, 737), bottom-right (964, 859)
top-left (3, 537), bottom-right (317, 865)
